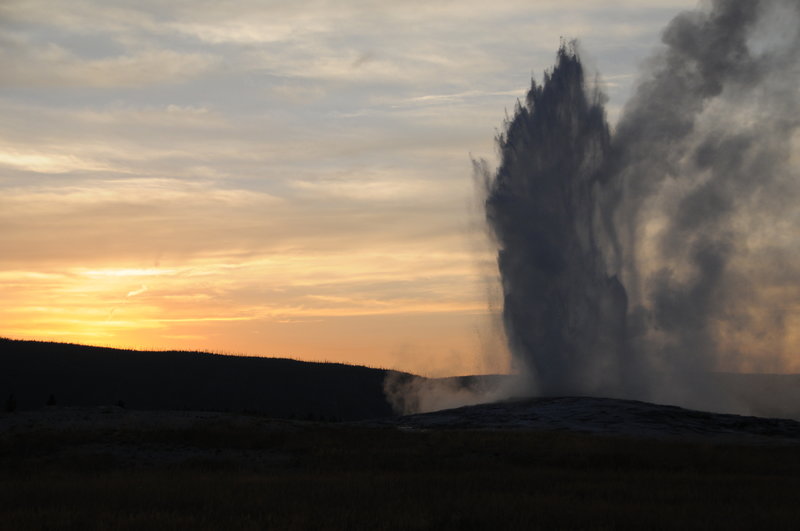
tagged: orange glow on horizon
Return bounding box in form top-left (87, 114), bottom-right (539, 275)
top-left (0, 253), bottom-right (510, 377)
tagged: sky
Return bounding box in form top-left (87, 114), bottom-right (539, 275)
top-left (0, 0), bottom-right (699, 376)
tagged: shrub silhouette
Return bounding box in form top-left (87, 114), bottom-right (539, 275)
top-left (5, 394), bottom-right (15, 413)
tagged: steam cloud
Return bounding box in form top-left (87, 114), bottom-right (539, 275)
top-left (479, 0), bottom-right (800, 411)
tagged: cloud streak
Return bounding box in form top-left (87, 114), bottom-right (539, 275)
top-left (0, 0), bottom-right (711, 375)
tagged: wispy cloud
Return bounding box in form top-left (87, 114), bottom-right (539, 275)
top-left (0, 0), bottom-right (699, 374)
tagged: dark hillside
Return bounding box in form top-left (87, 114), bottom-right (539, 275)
top-left (0, 338), bottom-right (397, 420)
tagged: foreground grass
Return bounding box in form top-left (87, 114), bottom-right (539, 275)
top-left (2, 417), bottom-right (800, 530)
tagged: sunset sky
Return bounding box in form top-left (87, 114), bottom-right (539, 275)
top-left (0, 0), bottom-right (698, 376)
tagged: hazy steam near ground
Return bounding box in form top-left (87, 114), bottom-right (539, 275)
top-left (387, 0), bottom-right (800, 415)
top-left (383, 372), bottom-right (531, 416)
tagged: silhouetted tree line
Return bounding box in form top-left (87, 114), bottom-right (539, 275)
top-left (5, 394), bottom-right (15, 413)
top-left (1, 338), bottom-right (398, 420)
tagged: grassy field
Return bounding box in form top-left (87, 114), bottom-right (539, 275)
top-left (2, 413), bottom-right (800, 530)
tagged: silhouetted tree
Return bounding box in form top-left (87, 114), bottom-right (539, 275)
top-left (5, 394), bottom-right (16, 413)
top-left (47, 394), bottom-right (56, 406)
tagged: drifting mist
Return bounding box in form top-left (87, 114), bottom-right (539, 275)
top-left (477, 0), bottom-right (800, 411)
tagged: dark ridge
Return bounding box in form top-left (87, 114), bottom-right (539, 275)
top-left (0, 338), bottom-right (400, 420)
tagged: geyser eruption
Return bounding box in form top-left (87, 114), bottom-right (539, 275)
top-left (481, 0), bottom-right (800, 410)
top-left (482, 46), bottom-right (633, 398)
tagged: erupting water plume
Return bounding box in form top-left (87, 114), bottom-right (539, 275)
top-left (479, 0), bottom-right (800, 411)
top-left (481, 45), bottom-right (632, 398)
